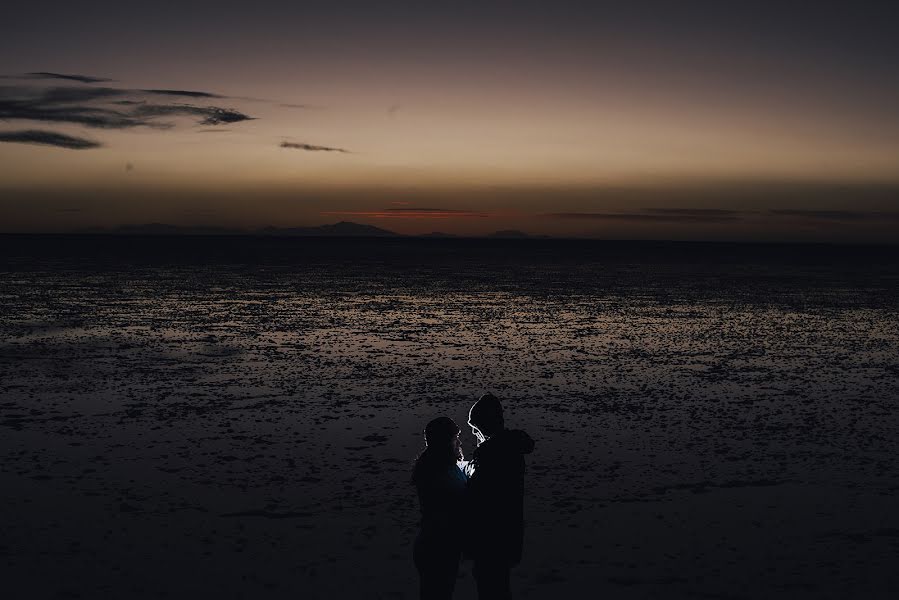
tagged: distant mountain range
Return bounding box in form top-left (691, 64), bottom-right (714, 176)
top-left (76, 223), bottom-right (244, 235)
top-left (73, 221), bottom-right (540, 238)
top-left (77, 221), bottom-right (399, 237)
top-left (487, 229), bottom-right (533, 239)
top-left (419, 231), bottom-right (460, 238)
top-left (258, 221), bottom-right (399, 237)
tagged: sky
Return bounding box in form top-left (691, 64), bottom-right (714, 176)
top-left (2, 1), bottom-right (898, 241)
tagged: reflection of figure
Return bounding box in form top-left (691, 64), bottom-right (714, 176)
top-left (465, 394), bottom-right (535, 600)
top-left (412, 417), bottom-right (467, 600)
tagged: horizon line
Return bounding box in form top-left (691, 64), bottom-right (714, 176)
top-left (1, 231), bottom-right (897, 248)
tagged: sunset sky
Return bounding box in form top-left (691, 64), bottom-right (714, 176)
top-left (2, 2), bottom-right (898, 241)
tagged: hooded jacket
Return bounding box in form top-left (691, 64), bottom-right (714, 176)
top-left (464, 428), bottom-right (535, 565)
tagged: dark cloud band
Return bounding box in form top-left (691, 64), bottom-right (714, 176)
top-left (133, 104), bottom-right (252, 125)
top-left (0, 129), bottom-right (101, 149)
top-left (280, 141), bottom-right (350, 153)
top-left (548, 208), bottom-right (899, 224)
top-left (769, 209), bottom-right (899, 221)
top-left (547, 211), bottom-right (741, 223)
top-left (140, 89), bottom-right (222, 99)
top-left (0, 85), bottom-right (252, 131)
top-left (322, 208), bottom-right (492, 218)
top-left (645, 208), bottom-right (742, 217)
top-left (24, 72), bottom-right (113, 84)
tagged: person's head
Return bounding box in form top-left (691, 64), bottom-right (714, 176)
top-left (424, 416), bottom-right (463, 462)
top-left (412, 416), bottom-right (463, 485)
top-left (468, 393), bottom-right (504, 444)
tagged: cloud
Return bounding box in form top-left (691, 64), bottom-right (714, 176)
top-left (24, 72), bottom-right (113, 84)
top-left (547, 209), bottom-right (742, 223)
top-left (133, 104), bottom-right (252, 125)
top-left (0, 84), bottom-right (252, 131)
top-left (35, 86), bottom-right (126, 104)
top-left (547, 207), bottom-right (899, 226)
top-left (140, 89), bottom-right (222, 99)
top-left (645, 208), bottom-right (742, 218)
top-left (0, 96), bottom-right (155, 129)
top-left (10, 85), bottom-right (222, 103)
top-left (0, 129), bottom-right (101, 149)
top-left (322, 208), bottom-right (492, 219)
top-left (386, 207), bottom-right (485, 214)
top-left (768, 209), bottom-right (899, 221)
top-left (280, 141), bottom-right (350, 153)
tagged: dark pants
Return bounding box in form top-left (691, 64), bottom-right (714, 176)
top-left (473, 559), bottom-right (511, 600)
top-left (414, 536), bottom-right (460, 600)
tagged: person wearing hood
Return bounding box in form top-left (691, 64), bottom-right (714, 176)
top-left (412, 416), bottom-right (467, 600)
top-left (464, 393), bottom-right (535, 600)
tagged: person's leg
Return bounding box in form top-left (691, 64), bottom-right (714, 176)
top-left (414, 538), bottom-right (429, 600)
top-left (417, 544), bottom-right (459, 600)
top-left (425, 554), bottom-right (458, 600)
top-left (473, 560), bottom-right (511, 600)
top-left (421, 571), bottom-right (450, 600)
top-left (498, 566), bottom-right (510, 599)
top-left (472, 561), bottom-right (488, 599)
top-left (435, 566), bottom-right (458, 600)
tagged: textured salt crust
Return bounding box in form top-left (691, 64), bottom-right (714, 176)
top-left (1, 239), bottom-right (898, 598)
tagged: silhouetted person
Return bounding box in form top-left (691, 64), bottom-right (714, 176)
top-left (465, 393), bottom-right (535, 600)
top-left (412, 417), bottom-right (467, 600)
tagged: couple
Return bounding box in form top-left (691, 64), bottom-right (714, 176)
top-left (412, 393), bottom-right (535, 600)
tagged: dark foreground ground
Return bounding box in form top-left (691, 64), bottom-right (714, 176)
top-left (1, 235), bottom-right (898, 599)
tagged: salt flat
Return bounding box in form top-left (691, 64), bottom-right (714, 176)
top-left (1, 236), bottom-right (898, 599)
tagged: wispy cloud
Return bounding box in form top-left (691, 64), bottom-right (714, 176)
top-left (0, 129), bottom-right (101, 149)
top-left (23, 72), bottom-right (113, 84)
top-left (34, 86), bottom-right (127, 104)
top-left (280, 141), bottom-right (350, 153)
top-left (768, 209), bottom-right (899, 221)
top-left (133, 104), bottom-right (252, 125)
top-left (547, 209), bottom-right (742, 223)
top-left (645, 208), bottom-right (742, 219)
top-left (322, 207), bottom-right (492, 219)
top-left (139, 89), bottom-right (222, 99)
top-left (1, 97), bottom-right (150, 129)
top-left (5, 83), bottom-right (222, 101)
top-left (0, 83), bottom-right (252, 135)
top-left (547, 207), bottom-right (899, 226)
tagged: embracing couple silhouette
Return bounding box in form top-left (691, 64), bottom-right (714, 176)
top-left (412, 393), bottom-right (536, 600)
